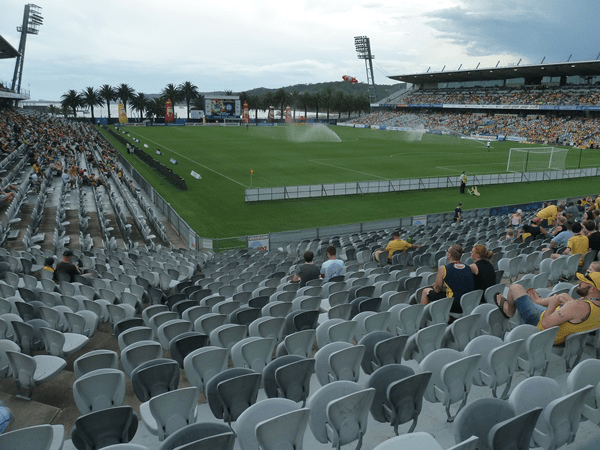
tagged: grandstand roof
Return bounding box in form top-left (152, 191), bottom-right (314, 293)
top-left (0, 35), bottom-right (19, 59)
top-left (388, 60), bottom-right (600, 85)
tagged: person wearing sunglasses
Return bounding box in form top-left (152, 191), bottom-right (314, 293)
top-left (495, 272), bottom-right (600, 345)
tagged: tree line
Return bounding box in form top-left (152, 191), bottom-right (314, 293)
top-left (59, 83), bottom-right (371, 121)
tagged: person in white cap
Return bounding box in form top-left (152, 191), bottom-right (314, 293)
top-left (510, 209), bottom-right (522, 227)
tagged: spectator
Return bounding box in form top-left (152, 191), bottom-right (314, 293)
top-left (509, 209), bottom-right (522, 227)
top-left (469, 244), bottom-right (496, 301)
top-left (290, 251), bottom-right (320, 287)
top-left (495, 273), bottom-right (600, 345)
top-left (551, 222), bottom-right (590, 267)
top-left (373, 231), bottom-right (419, 264)
top-left (421, 244), bottom-right (474, 314)
top-left (320, 245), bottom-right (344, 282)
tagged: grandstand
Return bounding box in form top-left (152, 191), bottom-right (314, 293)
top-left (1, 48), bottom-right (600, 448)
top-left (0, 109), bottom-right (598, 448)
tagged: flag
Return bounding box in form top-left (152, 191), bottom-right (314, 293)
top-left (250, 169), bottom-right (254, 175)
top-left (118, 102), bottom-right (128, 124)
top-left (165, 98), bottom-right (174, 123)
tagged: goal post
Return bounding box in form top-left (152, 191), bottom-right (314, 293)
top-left (506, 147), bottom-right (568, 172)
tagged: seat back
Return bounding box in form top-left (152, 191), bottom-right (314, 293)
top-left (149, 386), bottom-right (199, 441)
top-left (325, 388), bottom-right (376, 448)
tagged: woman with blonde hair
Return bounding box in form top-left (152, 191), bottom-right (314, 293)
top-left (470, 244), bottom-right (496, 302)
top-left (421, 244), bottom-right (474, 314)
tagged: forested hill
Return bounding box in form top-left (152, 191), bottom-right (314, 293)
top-left (243, 81), bottom-right (404, 101)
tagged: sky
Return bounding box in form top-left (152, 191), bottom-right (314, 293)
top-left (0, 0), bottom-right (598, 101)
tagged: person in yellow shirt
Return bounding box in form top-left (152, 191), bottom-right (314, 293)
top-left (536, 202), bottom-right (564, 228)
top-left (495, 272), bottom-right (600, 346)
top-left (373, 232), bottom-right (419, 263)
top-left (550, 222), bottom-right (589, 266)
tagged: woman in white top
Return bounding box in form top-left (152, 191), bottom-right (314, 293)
top-left (510, 209), bottom-right (522, 227)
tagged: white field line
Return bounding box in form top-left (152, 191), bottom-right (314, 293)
top-left (127, 131), bottom-right (249, 188)
top-left (308, 159), bottom-right (388, 180)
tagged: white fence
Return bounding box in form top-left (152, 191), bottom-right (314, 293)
top-left (245, 168), bottom-right (600, 202)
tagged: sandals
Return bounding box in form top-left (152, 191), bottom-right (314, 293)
top-left (494, 293), bottom-right (511, 319)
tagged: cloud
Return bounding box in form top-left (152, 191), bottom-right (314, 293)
top-left (425, 0), bottom-right (600, 63)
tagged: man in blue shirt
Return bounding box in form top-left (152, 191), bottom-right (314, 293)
top-left (320, 246), bottom-right (344, 282)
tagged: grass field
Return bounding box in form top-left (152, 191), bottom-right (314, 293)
top-left (100, 124), bottom-right (600, 239)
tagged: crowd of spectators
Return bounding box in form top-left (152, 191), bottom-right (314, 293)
top-left (403, 85), bottom-right (600, 107)
top-left (351, 110), bottom-right (600, 148)
top-left (0, 108), bottom-right (131, 209)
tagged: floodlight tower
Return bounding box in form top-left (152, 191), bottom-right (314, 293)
top-left (354, 36), bottom-right (376, 104)
top-left (12, 4), bottom-right (43, 95)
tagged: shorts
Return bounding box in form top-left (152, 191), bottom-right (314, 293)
top-left (514, 294), bottom-right (545, 326)
top-left (427, 289), bottom-right (446, 303)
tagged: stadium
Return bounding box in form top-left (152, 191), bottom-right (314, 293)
top-left (1, 3), bottom-right (600, 450)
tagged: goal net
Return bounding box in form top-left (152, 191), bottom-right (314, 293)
top-left (506, 147), bottom-right (568, 172)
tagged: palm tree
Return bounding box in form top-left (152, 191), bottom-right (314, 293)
top-left (312, 91), bottom-right (323, 120)
top-left (262, 92), bottom-right (275, 120)
top-left (321, 87), bottom-right (334, 121)
top-left (99, 84), bottom-right (116, 122)
top-left (162, 83), bottom-right (181, 104)
top-left (131, 92), bottom-right (149, 120)
top-left (147, 97), bottom-right (166, 121)
top-left (178, 81), bottom-right (199, 120)
top-left (288, 90), bottom-right (300, 119)
top-left (299, 92), bottom-right (311, 118)
top-left (247, 94), bottom-right (261, 121)
top-left (61, 89), bottom-right (81, 117)
top-left (116, 83), bottom-right (135, 115)
top-left (48, 104), bottom-right (60, 116)
top-left (80, 87), bottom-right (103, 122)
top-left (274, 88), bottom-right (287, 119)
top-left (333, 91), bottom-right (345, 119)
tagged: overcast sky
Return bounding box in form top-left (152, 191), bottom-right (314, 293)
top-left (0, 0), bottom-right (598, 101)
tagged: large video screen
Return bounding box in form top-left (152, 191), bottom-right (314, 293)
top-left (205, 98), bottom-right (240, 118)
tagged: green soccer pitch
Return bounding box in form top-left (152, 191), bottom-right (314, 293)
top-left (100, 124), bottom-right (600, 239)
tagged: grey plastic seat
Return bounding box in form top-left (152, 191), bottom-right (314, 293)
top-left (453, 397), bottom-right (516, 450)
top-left (385, 372), bottom-right (433, 435)
top-left (396, 303), bottom-right (425, 335)
top-left (158, 422), bottom-right (234, 450)
top-left (0, 424), bottom-right (64, 450)
top-left (421, 297), bottom-right (453, 327)
top-left (329, 344), bottom-right (365, 383)
top-left (193, 312), bottom-right (227, 335)
top-left (149, 311), bottom-right (179, 337)
top-left (205, 367), bottom-right (256, 419)
top-left (230, 336), bottom-right (275, 372)
top-left (519, 326), bottom-right (559, 376)
top-left (215, 371), bottom-right (262, 429)
top-left (481, 339), bottom-right (525, 400)
top-left (552, 327), bottom-right (597, 371)
top-left (326, 387), bottom-right (375, 450)
top-left (566, 358), bottom-right (600, 424)
top-left (365, 364), bottom-right (415, 425)
top-left (274, 357), bottom-right (315, 407)
top-left (113, 317), bottom-right (145, 339)
top-left (71, 405), bottom-right (138, 450)
top-left (142, 304), bottom-right (169, 327)
top-left (463, 335), bottom-right (504, 387)
top-left (6, 350), bottom-right (66, 399)
top-left (73, 368), bottom-right (126, 414)
top-left (276, 329), bottom-right (315, 358)
top-left (371, 432), bottom-right (445, 450)
top-left (248, 316), bottom-right (286, 343)
top-left (357, 330), bottom-right (395, 375)
top-left (74, 349), bottom-right (119, 380)
top-left (403, 323), bottom-right (446, 363)
top-left (441, 314), bottom-right (481, 351)
top-left (209, 324), bottom-right (247, 355)
top-left (373, 335), bottom-right (409, 369)
top-left (262, 354), bottom-right (304, 399)
top-left (0, 339), bottom-right (20, 377)
top-left (120, 340), bottom-right (163, 377)
top-left (509, 376), bottom-right (593, 450)
top-left (236, 398), bottom-right (299, 450)
top-left (306, 380), bottom-right (366, 448)
top-left (256, 408), bottom-right (310, 450)
top-left (316, 319), bottom-right (349, 348)
top-left (168, 331), bottom-right (209, 368)
top-left (39, 326), bottom-right (89, 357)
top-left (66, 310), bottom-right (99, 338)
top-left (131, 358), bottom-right (180, 402)
top-left (314, 341), bottom-right (351, 386)
top-left (183, 346), bottom-right (228, 394)
top-left (157, 319), bottom-right (193, 350)
top-left (488, 407), bottom-right (543, 450)
top-left (11, 320), bottom-right (46, 354)
top-left (140, 386), bottom-right (199, 441)
top-left (117, 326), bottom-right (154, 352)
